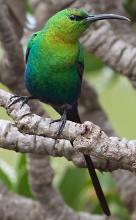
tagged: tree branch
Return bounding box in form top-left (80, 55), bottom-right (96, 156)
top-left (0, 89), bottom-right (136, 173)
top-left (0, 181), bottom-right (107, 220)
top-left (0, 0), bottom-right (25, 92)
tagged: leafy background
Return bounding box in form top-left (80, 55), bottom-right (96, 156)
top-left (0, 0), bottom-right (135, 219)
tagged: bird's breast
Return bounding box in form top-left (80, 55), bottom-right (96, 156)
top-left (25, 38), bottom-right (81, 105)
top-left (42, 38), bottom-right (79, 69)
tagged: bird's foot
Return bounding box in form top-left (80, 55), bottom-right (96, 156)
top-left (8, 95), bottom-right (34, 108)
top-left (50, 109), bottom-right (67, 136)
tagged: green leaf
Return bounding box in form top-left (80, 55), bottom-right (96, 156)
top-left (16, 153), bottom-right (26, 171)
top-left (0, 159), bottom-right (16, 189)
top-left (15, 154), bottom-right (32, 197)
top-left (0, 168), bottom-right (12, 188)
top-left (58, 166), bottom-right (87, 210)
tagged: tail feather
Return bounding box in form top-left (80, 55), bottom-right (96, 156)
top-left (67, 105), bottom-right (111, 216)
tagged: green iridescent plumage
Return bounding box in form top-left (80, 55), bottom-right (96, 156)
top-left (25, 9), bottom-right (88, 105)
top-left (25, 34), bottom-right (81, 105)
top-left (10, 8), bottom-right (129, 216)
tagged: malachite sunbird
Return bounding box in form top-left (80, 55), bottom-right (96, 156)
top-left (10, 8), bottom-right (129, 216)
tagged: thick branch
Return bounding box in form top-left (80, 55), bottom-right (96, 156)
top-left (0, 0), bottom-right (25, 92)
top-left (89, 0), bottom-right (136, 45)
top-left (1, 89), bottom-right (136, 173)
top-left (0, 181), bottom-right (106, 220)
top-left (81, 22), bottom-right (136, 87)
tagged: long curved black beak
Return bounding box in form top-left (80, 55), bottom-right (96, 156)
top-left (86, 14), bottom-right (130, 22)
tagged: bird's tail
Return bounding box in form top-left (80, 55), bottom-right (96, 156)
top-left (67, 105), bottom-right (111, 216)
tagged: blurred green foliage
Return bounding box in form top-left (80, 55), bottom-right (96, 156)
top-left (84, 50), bottom-right (104, 72)
top-left (25, 0), bottom-right (32, 13)
top-left (15, 154), bottom-right (32, 197)
top-left (58, 166), bottom-right (87, 210)
top-left (124, 0), bottom-right (134, 17)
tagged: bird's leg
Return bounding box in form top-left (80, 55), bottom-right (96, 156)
top-left (50, 108), bottom-right (67, 136)
top-left (8, 95), bottom-right (35, 108)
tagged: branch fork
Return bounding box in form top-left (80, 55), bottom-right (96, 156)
top-left (0, 88), bottom-right (136, 173)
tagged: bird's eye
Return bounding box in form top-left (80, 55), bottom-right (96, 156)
top-left (69, 15), bottom-right (84, 21)
top-left (69, 15), bottom-right (76, 20)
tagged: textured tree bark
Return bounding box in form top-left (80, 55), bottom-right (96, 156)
top-left (1, 103), bottom-right (136, 173)
top-left (0, 180), bottom-right (107, 220)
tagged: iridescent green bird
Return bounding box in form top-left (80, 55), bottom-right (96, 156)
top-left (10, 8), bottom-right (129, 216)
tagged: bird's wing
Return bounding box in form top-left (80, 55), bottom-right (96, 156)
top-left (76, 43), bottom-right (84, 82)
top-left (25, 31), bottom-right (40, 64)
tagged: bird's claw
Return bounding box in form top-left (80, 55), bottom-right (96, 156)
top-left (10, 95), bottom-right (20, 101)
top-left (8, 95), bottom-right (30, 108)
top-left (50, 110), bottom-right (67, 137)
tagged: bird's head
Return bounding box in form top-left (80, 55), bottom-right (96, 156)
top-left (45, 8), bottom-right (130, 43)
